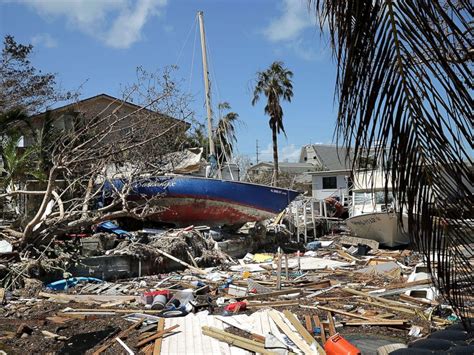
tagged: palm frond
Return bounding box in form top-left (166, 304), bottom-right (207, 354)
top-left (311, 0), bottom-right (473, 327)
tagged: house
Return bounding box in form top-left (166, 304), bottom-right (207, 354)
top-left (246, 144), bottom-right (353, 192)
top-left (247, 161), bottom-right (316, 190)
top-left (21, 93), bottom-right (190, 159)
top-left (302, 144), bottom-right (353, 201)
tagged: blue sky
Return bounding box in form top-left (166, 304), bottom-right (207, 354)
top-left (0, 0), bottom-right (339, 162)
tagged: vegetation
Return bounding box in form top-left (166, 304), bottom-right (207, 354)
top-left (311, 0), bottom-right (472, 325)
top-left (252, 61), bottom-right (294, 186)
top-left (215, 102), bottom-right (239, 168)
top-left (0, 35), bottom-right (74, 122)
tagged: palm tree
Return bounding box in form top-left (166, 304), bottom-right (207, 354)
top-left (311, 1), bottom-right (472, 327)
top-left (252, 61), bottom-right (293, 186)
top-left (215, 102), bottom-right (239, 167)
top-left (1, 133), bottom-right (41, 191)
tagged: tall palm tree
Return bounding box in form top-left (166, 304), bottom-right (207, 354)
top-left (311, 1), bottom-right (472, 327)
top-left (215, 102), bottom-right (239, 167)
top-left (252, 61), bottom-right (293, 186)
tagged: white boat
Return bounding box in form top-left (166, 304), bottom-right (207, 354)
top-left (346, 170), bottom-right (410, 247)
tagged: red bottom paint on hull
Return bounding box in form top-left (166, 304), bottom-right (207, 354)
top-left (147, 197), bottom-right (274, 227)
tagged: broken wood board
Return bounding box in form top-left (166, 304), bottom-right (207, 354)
top-left (283, 310), bottom-right (325, 354)
top-left (340, 236), bottom-right (379, 251)
top-left (235, 288), bottom-right (302, 301)
top-left (93, 319), bottom-right (144, 354)
top-left (300, 304), bottom-right (373, 321)
top-left (39, 292), bottom-right (138, 304)
top-left (327, 312), bottom-right (336, 336)
top-left (343, 320), bottom-right (407, 326)
top-left (155, 247), bottom-right (206, 274)
top-left (247, 300), bottom-right (299, 308)
top-left (202, 326), bottom-right (272, 354)
top-left (136, 325), bottom-right (180, 347)
top-left (153, 318), bottom-right (165, 355)
top-left (268, 309), bottom-right (314, 354)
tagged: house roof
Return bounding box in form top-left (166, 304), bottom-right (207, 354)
top-left (30, 93), bottom-right (190, 128)
top-left (248, 161), bottom-right (315, 170)
top-left (311, 144), bottom-right (353, 171)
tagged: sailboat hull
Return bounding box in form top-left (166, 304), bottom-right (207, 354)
top-left (106, 175), bottom-right (300, 227)
top-left (346, 212), bottom-right (410, 247)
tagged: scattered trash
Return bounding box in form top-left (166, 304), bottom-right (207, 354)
top-left (0, 240), bottom-right (13, 253)
top-left (46, 277), bottom-right (103, 290)
top-left (95, 221), bottom-right (131, 238)
top-left (1, 219), bottom-right (471, 354)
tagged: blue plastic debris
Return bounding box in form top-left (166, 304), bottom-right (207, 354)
top-left (46, 277), bottom-right (103, 291)
top-left (305, 241), bottom-right (322, 251)
top-left (96, 221), bottom-right (130, 237)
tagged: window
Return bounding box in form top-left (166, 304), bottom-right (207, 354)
top-left (322, 176), bottom-right (337, 189)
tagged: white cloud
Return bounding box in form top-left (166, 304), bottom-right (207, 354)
top-left (15, 0), bottom-right (167, 49)
top-left (31, 33), bottom-right (57, 48)
top-left (260, 143), bottom-right (301, 163)
top-left (263, 0), bottom-right (313, 42)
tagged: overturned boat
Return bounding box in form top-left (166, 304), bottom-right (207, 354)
top-left (105, 175), bottom-right (300, 227)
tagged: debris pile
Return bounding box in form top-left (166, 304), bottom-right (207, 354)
top-left (0, 221), bottom-right (472, 354)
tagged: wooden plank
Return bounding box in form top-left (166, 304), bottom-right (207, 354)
top-left (154, 248), bottom-right (206, 274)
top-left (336, 250), bottom-right (359, 262)
top-left (136, 325), bottom-right (180, 348)
top-left (62, 308), bottom-right (163, 314)
top-left (283, 310), bottom-right (326, 355)
top-left (153, 318), bottom-right (165, 355)
top-left (247, 300), bottom-right (299, 308)
top-left (304, 315), bottom-right (313, 334)
top-left (343, 288), bottom-right (424, 310)
top-left (235, 288), bottom-right (301, 301)
top-left (201, 326), bottom-right (273, 355)
top-left (276, 252), bottom-right (282, 290)
top-left (39, 292), bottom-right (138, 304)
top-left (268, 309), bottom-right (314, 355)
top-left (313, 315), bottom-right (326, 344)
top-left (294, 280), bottom-right (332, 290)
top-left (327, 312), bottom-right (336, 336)
top-left (399, 293), bottom-right (439, 306)
top-left (186, 249), bottom-right (199, 268)
top-left (285, 254), bottom-right (289, 280)
top-left (340, 236), bottom-right (379, 251)
top-left (93, 319), bottom-right (144, 354)
top-left (343, 320), bottom-right (407, 326)
top-left (300, 304), bottom-right (372, 320)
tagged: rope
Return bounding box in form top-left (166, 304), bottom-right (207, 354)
top-left (175, 14), bottom-right (197, 68)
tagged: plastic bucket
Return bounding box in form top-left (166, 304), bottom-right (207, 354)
top-left (151, 295), bottom-right (168, 310)
top-left (324, 333), bottom-right (361, 355)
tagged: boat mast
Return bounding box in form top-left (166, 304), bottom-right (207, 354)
top-left (197, 11), bottom-right (216, 158)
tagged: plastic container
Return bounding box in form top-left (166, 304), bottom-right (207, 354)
top-left (324, 333), bottom-right (361, 355)
top-left (142, 290), bottom-right (170, 305)
top-left (166, 289), bottom-right (194, 309)
top-left (222, 301), bottom-right (247, 315)
top-left (151, 294), bottom-right (168, 310)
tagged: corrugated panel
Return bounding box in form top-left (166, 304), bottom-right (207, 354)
top-left (161, 311), bottom-right (250, 355)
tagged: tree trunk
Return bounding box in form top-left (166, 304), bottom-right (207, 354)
top-left (272, 125), bottom-right (279, 186)
top-left (22, 167), bottom-right (57, 244)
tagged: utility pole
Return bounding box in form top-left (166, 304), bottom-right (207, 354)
top-left (256, 139), bottom-right (260, 164)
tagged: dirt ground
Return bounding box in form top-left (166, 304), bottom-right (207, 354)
top-left (0, 296), bottom-right (411, 354)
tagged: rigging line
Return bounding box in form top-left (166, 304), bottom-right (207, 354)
top-left (188, 15), bottom-right (199, 95)
top-left (175, 14), bottom-right (197, 68)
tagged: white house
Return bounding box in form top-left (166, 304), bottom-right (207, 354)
top-left (301, 144), bottom-right (353, 202)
